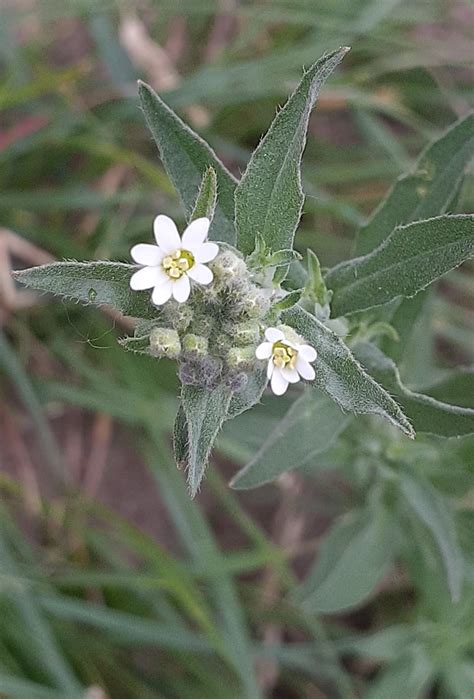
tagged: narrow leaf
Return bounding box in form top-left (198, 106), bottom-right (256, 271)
top-left (353, 343), bottom-right (474, 437)
top-left (355, 113), bottom-right (474, 255)
top-left (191, 166), bottom-right (217, 221)
top-left (272, 288), bottom-right (303, 312)
top-left (282, 306), bottom-right (414, 436)
top-left (235, 47), bottom-right (349, 256)
top-left (326, 214), bottom-right (474, 317)
top-left (296, 507), bottom-right (394, 613)
top-left (231, 390), bottom-right (352, 489)
top-left (13, 261), bottom-right (157, 319)
top-left (366, 647), bottom-right (432, 699)
top-left (399, 472), bottom-right (463, 602)
top-left (181, 385), bottom-right (233, 496)
top-left (138, 81), bottom-right (237, 244)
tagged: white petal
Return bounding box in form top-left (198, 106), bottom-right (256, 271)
top-left (172, 275), bottom-right (191, 303)
top-left (271, 369), bottom-right (289, 396)
top-left (187, 263), bottom-right (213, 285)
top-left (282, 367), bottom-right (300, 384)
top-left (267, 358), bottom-right (274, 379)
top-left (296, 356), bottom-right (315, 381)
top-left (181, 218), bottom-right (210, 249)
top-left (265, 327), bottom-right (284, 343)
top-left (298, 344), bottom-right (317, 362)
top-left (130, 243), bottom-right (164, 266)
top-left (153, 215), bottom-right (181, 252)
top-left (194, 242), bottom-right (219, 263)
top-left (255, 342), bottom-right (272, 360)
top-left (130, 266), bottom-right (163, 291)
top-left (152, 280), bottom-right (172, 305)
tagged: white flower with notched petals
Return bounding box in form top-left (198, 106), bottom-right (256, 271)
top-left (255, 327), bottom-right (317, 396)
top-left (129, 215), bottom-right (219, 305)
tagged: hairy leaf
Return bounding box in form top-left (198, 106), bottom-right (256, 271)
top-left (180, 385), bottom-right (232, 497)
top-left (231, 390), bottom-right (352, 489)
top-left (227, 367), bottom-right (268, 420)
top-left (353, 343), bottom-right (474, 437)
top-left (13, 262), bottom-right (157, 319)
top-left (138, 81), bottom-right (237, 244)
top-left (282, 306), bottom-right (414, 436)
top-left (235, 47), bottom-right (349, 256)
top-left (296, 507), bottom-right (394, 613)
top-left (191, 166), bottom-right (218, 221)
top-left (355, 113), bottom-right (474, 255)
top-left (327, 215), bottom-right (474, 317)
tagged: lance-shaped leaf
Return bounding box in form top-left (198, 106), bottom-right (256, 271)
top-left (231, 390), bottom-right (352, 489)
top-left (138, 81), bottom-right (237, 244)
top-left (191, 166), bottom-right (217, 221)
top-left (353, 342), bottom-right (474, 437)
top-left (13, 261), bottom-right (157, 319)
top-left (282, 305), bottom-right (414, 436)
top-left (180, 385), bottom-right (233, 497)
top-left (399, 471), bottom-right (463, 602)
top-left (355, 113), bottom-right (474, 255)
top-left (326, 214), bottom-right (474, 317)
top-left (235, 47), bottom-right (349, 257)
top-left (295, 507), bottom-right (395, 613)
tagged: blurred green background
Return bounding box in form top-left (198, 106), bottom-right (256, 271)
top-left (0, 1), bottom-right (473, 697)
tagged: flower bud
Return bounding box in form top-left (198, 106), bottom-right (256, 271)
top-left (227, 346), bottom-right (256, 371)
top-left (227, 372), bottom-right (249, 393)
top-left (182, 333), bottom-right (208, 358)
top-left (240, 287), bottom-right (271, 318)
top-left (163, 301), bottom-right (193, 332)
top-left (231, 320), bottom-right (260, 346)
top-left (178, 361), bottom-right (199, 386)
top-left (149, 327), bottom-right (181, 359)
top-left (200, 357), bottom-right (223, 389)
top-left (210, 249), bottom-right (247, 284)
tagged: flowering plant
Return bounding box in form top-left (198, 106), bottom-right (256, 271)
top-left (14, 47), bottom-right (474, 497)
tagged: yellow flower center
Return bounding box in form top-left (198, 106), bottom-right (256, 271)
top-left (162, 249), bottom-right (195, 280)
top-left (272, 341), bottom-right (298, 369)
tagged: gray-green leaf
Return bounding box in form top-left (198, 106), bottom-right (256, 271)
top-left (295, 507), bottom-right (394, 613)
top-left (13, 261), bottom-right (157, 319)
top-left (399, 471), bottom-right (463, 602)
top-left (231, 389), bottom-right (352, 489)
top-left (235, 47), bottom-right (349, 256)
top-left (191, 166), bottom-right (217, 221)
top-left (282, 306), bottom-right (414, 437)
top-left (138, 81), bottom-right (237, 244)
top-left (353, 342), bottom-right (474, 437)
top-left (326, 214), bottom-right (474, 317)
top-left (355, 113), bottom-right (474, 255)
top-left (180, 385), bottom-right (233, 497)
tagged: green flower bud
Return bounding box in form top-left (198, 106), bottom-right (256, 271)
top-left (211, 249), bottom-right (247, 283)
top-left (227, 346), bottom-right (256, 371)
top-left (182, 333), bottom-right (208, 357)
top-left (240, 287), bottom-right (271, 318)
top-left (163, 301), bottom-right (193, 332)
top-left (150, 327), bottom-right (181, 359)
top-left (231, 320), bottom-right (260, 346)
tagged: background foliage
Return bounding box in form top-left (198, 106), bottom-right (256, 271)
top-left (1, 1), bottom-right (473, 697)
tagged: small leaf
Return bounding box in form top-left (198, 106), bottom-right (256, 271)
top-left (399, 471), bottom-right (463, 602)
top-left (227, 367), bottom-right (268, 419)
top-left (305, 248), bottom-right (332, 306)
top-left (13, 261), bottom-right (157, 319)
top-left (272, 288), bottom-right (304, 312)
top-left (180, 385), bottom-right (233, 497)
top-left (173, 405), bottom-right (189, 469)
top-left (191, 166), bottom-right (217, 221)
top-left (231, 389), bottom-right (352, 489)
top-left (353, 343), bottom-right (474, 437)
top-left (138, 81), bottom-right (237, 244)
top-left (355, 113), bottom-right (474, 255)
top-left (282, 305), bottom-right (414, 436)
top-left (235, 47), bottom-right (349, 256)
top-left (365, 647), bottom-right (433, 699)
top-left (296, 507), bottom-right (394, 613)
top-left (326, 214), bottom-right (474, 317)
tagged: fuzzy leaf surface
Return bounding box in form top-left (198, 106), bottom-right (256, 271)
top-left (326, 215), bottom-right (474, 317)
top-left (282, 306), bottom-right (414, 436)
top-left (181, 385), bottom-right (233, 497)
top-left (13, 262), bottom-right (157, 319)
top-left (235, 47), bottom-right (349, 256)
top-left (191, 166), bottom-right (217, 221)
top-left (232, 390), bottom-right (352, 489)
top-left (354, 343), bottom-right (474, 437)
top-left (139, 81), bottom-right (237, 244)
top-left (355, 113), bottom-right (474, 255)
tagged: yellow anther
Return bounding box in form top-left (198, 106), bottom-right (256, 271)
top-left (162, 249), bottom-right (195, 280)
top-left (272, 341), bottom-right (298, 369)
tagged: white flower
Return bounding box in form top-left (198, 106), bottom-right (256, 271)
top-left (129, 215), bottom-right (219, 305)
top-left (255, 327), bottom-right (317, 396)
